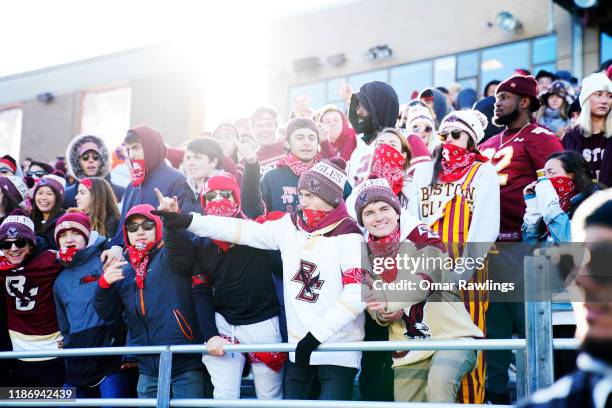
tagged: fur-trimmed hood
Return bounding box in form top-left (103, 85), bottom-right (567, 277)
top-left (66, 134), bottom-right (111, 181)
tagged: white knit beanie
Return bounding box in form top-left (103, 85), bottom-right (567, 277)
top-left (439, 109), bottom-right (488, 144)
top-left (579, 73), bottom-right (612, 106)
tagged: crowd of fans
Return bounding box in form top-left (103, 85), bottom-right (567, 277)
top-left (0, 60), bottom-right (610, 405)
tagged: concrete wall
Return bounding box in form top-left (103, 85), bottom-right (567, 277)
top-left (0, 45), bottom-right (205, 162)
top-left (268, 0), bottom-right (574, 118)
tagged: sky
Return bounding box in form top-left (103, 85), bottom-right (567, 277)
top-left (1, 0), bottom-right (346, 124)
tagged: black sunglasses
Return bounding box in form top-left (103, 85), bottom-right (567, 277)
top-left (438, 130), bottom-right (463, 141)
top-left (125, 221), bottom-right (156, 233)
top-left (0, 168), bottom-right (12, 174)
top-left (81, 153), bottom-right (101, 161)
top-left (204, 190), bottom-right (233, 202)
top-left (0, 239), bottom-right (28, 251)
top-left (27, 170), bottom-right (47, 178)
top-left (412, 125), bottom-right (433, 133)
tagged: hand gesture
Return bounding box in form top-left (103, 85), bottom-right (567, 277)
top-left (338, 81), bottom-right (353, 106)
top-left (293, 92), bottom-right (311, 118)
top-left (523, 181), bottom-right (538, 197)
top-left (206, 335), bottom-right (231, 357)
top-left (103, 258), bottom-right (127, 285)
top-left (237, 142), bottom-right (258, 164)
top-left (318, 123), bottom-right (330, 143)
top-left (155, 188), bottom-right (178, 213)
top-left (100, 245), bottom-right (124, 269)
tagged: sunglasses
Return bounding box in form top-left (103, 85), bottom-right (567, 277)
top-left (204, 190), bottom-right (233, 201)
top-left (0, 239), bottom-right (28, 251)
top-left (412, 125), bottom-right (433, 133)
top-left (438, 130), bottom-right (463, 141)
top-left (27, 170), bottom-right (47, 178)
top-left (0, 168), bottom-right (12, 174)
top-left (81, 153), bottom-right (101, 161)
top-left (125, 220), bottom-right (156, 233)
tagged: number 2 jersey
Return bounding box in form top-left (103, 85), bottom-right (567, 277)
top-left (479, 123), bottom-right (562, 241)
top-left (0, 250), bottom-right (63, 360)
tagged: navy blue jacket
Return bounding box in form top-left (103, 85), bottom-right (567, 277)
top-left (54, 234), bottom-right (124, 386)
top-left (110, 163), bottom-right (191, 246)
top-left (95, 228), bottom-right (202, 377)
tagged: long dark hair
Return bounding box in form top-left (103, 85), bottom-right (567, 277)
top-left (32, 186), bottom-right (64, 234)
top-left (547, 151), bottom-right (601, 195)
top-left (430, 137), bottom-right (478, 185)
top-left (81, 177), bottom-right (120, 238)
top-left (1, 194), bottom-right (21, 219)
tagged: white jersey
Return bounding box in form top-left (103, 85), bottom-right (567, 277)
top-left (188, 213), bottom-right (366, 368)
top-left (347, 137), bottom-right (375, 187)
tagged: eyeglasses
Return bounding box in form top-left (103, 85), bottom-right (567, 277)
top-left (412, 125), bottom-right (433, 133)
top-left (125, 221), bottom-right (156, 233)
top-left (203, 190), bottom-right (233, 202)
top-left (81, 153), bottom-right (101, 161)
top-left (0, 168), bottom-right (12, 174)
top-left (0, 239), bottom-right (28, 251)
top-left (26, 170), bottom-right (47, 178)
top-left (438, 130), bottom-right (463, 141)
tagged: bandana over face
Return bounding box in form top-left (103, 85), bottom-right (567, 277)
top-left (205, 199), bottom-right (241, 252)
top-left (439, 142), bottom-right (487, 183)
top-left (59, 246), bottom-right (79, 264)
top-left (369, 143), bottom-right (406, 195)
top-left (302, 209), bottom-right (330, 230)
top-left (277, 153), bottom-right (319, 177)
top-left (130, 159), bottom-right (146, 187)
top-left (549, 176), bottom-right (576, 213)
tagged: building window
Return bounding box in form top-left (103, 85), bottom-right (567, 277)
top-left (0, 108), bottom-right (23, 160)
top-left (81, 87), bottom-right (132, 151)
top-left (602, 32), bottom-right (611, 64)
top-left (289, 35), bottom-right (557, 111)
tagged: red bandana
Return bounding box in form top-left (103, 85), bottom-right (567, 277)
top-left (367, 226), bottom-right (401, 283)
top-left (369, 144), bottom-right (405, 195)
top-left (127, 242), bottom-right (155, 289)
top-left (59, 247), bottom-right (79, 264)
top-left (439, 143), bottom-right (487, 183)
top-left (277, 153), bottom-right (319, 177)
top-left (205, 199), bottom-right (241, 252)
top-left (302, 209), bottom-right (330, 230)
top-left (130, 159), bottom-right (146, 187)
top-left (549, 176), bottom-right (576, 213)
top-left (219, 334), bottom-right (288, 372)
top-left (0, 256), bottom-right (18, 271)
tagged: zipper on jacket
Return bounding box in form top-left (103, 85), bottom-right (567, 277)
top-left (139, 288), bottom-right (146, 315)
top-left (173, 309), bottom-right (194, 341)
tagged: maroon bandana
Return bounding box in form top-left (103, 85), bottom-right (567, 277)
top-left (439, 143), bottom-right (487, 183)
top-left (370, 144), bottom-right (405, 195)
top-left (205, 199), bottom-right (241, 252)
top-left (302, 209), bottom-right (330, 230)
top-left (0, 256), bottom-right (18, 271)
top-left (277, 153), bottom-right (319, 177)
top-left (367, 226), bottom-right (401, 283)
top-left (127, 242), bottom-right (155, 289)
top-left (59, 247), bottom-right (79, 264)
top-left (130, 159), bottom-right (146, 187)
top-left (549, 176), bottom-right (577, 213)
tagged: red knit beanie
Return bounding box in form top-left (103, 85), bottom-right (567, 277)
top-left (54, 210), bottom-right (91, 245)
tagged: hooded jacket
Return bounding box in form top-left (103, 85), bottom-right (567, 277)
top-left (63, 134), bottom-right (126, 208)
top-left (95, 205), bottom-right (202, 377)
top-left (53, 233), bottom-right (124, 386)
top-left (349, 81), bottom-right (399, 141)
top-left (111, 126), bottom-right (191, 246)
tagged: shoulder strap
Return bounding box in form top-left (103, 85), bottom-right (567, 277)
top-left (460, 162), bottom-right (483, 193)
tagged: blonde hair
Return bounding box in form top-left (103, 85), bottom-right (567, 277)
top-left (578, 99), bottom-right (612, 138)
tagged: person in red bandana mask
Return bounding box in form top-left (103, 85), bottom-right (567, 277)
top-left (523, 151), bottom-right (603, 244)
top-left (94, 204), bottom-right (204, 399)
top-left (155, 173), bottom-right (286, 400)
top-left (409, 109), bottom-right (499, 404)
top-left (53, 209), bottom-right (129, 400)
top-left (0, 210), bottom-right (64, 387)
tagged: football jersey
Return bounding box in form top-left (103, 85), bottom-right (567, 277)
top-left (479, 124), bottom-right (562, 241)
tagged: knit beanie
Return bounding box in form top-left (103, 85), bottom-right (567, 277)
top-left (354, 178), bottom-right (401, 227)
top-left (54, 210), bottom-right (91, 245)
top-left (286, 117), bottom-right (319, 141)
top-left (579, 72), bottom-right (612, 106)
top-left (496, 75), bottom-right (540, 112)
top-left (0, 210), bottom-right (36, 245)
top-left (406, 105), bottom-right (435, 129)
top-left (0, 176), bottom-right (28, 205)
top-left (202, 172), bottom-right (241, 208)
top-left (33, 173), bottom-right (66, 200)
top-left (439, 110), bottom-right (488, 145)
top-left (297, 160), bottom-right (346, 207)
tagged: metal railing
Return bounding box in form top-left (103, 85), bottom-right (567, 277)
top-left (0, 256), bottom-right (579, 407)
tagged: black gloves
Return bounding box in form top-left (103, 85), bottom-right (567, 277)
top-left (151, 211), bottom-right (193, 229)
top-left (295, 332), bottom-right (321, 366)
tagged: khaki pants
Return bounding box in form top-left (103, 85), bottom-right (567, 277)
top-left (393, 349), bottom-right (477, 403)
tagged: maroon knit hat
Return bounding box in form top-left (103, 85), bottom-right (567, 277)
top-left (33, 172), bottom-right (66, 200)
top-left (297, 159), bottom-right (347, 207)
top-left (54, 210), bottom-right (91, 245)
top-left (353, 178), bottom-right (401, 227)
top-left (496, 75), bottom-right (540, 112)
top-left (0, 176), bottom-right (28, 205)
top-left (0, 210), bottom-right (36, 245)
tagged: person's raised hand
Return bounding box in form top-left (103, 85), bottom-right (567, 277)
top-left (100, 246), bottom-right (124, 269)
top-left (154, 188), bottom-right (178, 213)
top-left (103, 258), bottom-right (127, 285)
top-left (237, 142), bottom-right (258, 164)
